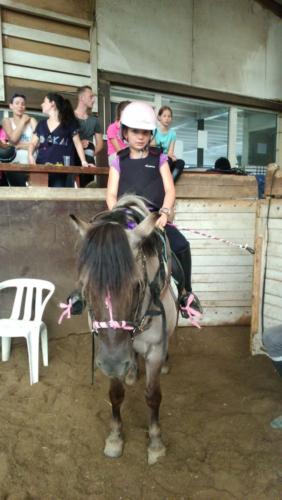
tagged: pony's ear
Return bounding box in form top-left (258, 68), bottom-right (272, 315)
top-left (128, 212), bottom-right (159, 248)
top-left (70, 214), bottom-right (90, 237)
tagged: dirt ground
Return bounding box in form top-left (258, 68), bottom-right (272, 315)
top-left (1, 325), bottom-right (282, 500)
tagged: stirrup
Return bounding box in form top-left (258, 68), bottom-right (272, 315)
top-left (179, 292), bottom-right (203, 325)
top-left (66, 290), bottom-right (86, 315)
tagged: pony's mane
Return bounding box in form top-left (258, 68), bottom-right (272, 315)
top-left (89, 195), bottom-right (161, 258)
top-left (114, 195), bottom-right (162, 257)
top-left (78, 195), bottom-right (162, 320)
top-left (114, 194), bottom-right (150, 218)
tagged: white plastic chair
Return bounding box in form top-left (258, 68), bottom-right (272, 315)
top-left (0, 278), bottom-right (55, 385)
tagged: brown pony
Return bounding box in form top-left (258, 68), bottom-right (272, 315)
top-left (71, 195), bottom-right (178, 464)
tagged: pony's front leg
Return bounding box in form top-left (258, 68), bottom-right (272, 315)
top-left (104, 378), bottom-right (125, 458)
top-left (125, 351), bottom-right (139, 386)
top-left (145, 359), bottom-right (166, 465)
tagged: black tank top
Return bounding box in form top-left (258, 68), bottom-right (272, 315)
top-left (117, 147), bottom-right (165, 209)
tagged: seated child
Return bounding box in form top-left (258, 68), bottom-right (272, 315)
top-left (151, 105), bottom-right (185, 183)
top-left (107, 101), bottom-right (130, 166)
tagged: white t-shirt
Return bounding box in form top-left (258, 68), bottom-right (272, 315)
top-left (11, 119), bottom-right (33, 164)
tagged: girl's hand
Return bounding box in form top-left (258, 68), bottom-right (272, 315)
top-left (155, 213), bottom-right (168, 230)
top-left (22, 114), bottom-right (31, 125)
top-left (81, 161), bottom-right (95, 168)
top-left (28, 155), bottom-right (36, 165)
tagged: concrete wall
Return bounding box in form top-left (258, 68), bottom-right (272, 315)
top-left (0, 188), bottom-right (107, 339)
top-left (96, 0), bottom-right (282, 100)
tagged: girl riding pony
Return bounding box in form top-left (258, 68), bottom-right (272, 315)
top-left (107, 101), bottom-right (202, 318)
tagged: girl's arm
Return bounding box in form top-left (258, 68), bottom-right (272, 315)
top-left (30, 117), bottom-right (38, 132)
top-left (15, 141), bottom-right (30, 150)
top-left (94, 132), bottom-right (104, 154)
top-left (167, 140), bottom-right (176, 159)
top-left (15, 118), bottom-right (38, 150)
top-left (156, 161), bottom-right (175, 229)
top-left (106, 167), bottom-right (120, 210)
top-left (110, 137), bottom-right (123, 153)
top-left (28, 134), bottom-right (39, 165)
top-left (2, 115), bottom-right (31, 144)
top-left (73, 133), bottom-right (93, 167)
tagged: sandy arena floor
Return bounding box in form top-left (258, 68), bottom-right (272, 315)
top-left (0, 325), bottom-right (282, 500)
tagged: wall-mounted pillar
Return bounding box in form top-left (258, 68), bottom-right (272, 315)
top-left (228, 107), bottom-right (238, 167)
top-left (197, 118), bottom-right (205, 167)
top-left (276, 114), bottom-right (282, 166)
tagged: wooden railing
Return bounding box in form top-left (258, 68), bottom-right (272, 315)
top-left (0, 163), bottom-right (259, 197)
top-left (0, 163), bottom-right (109, 187)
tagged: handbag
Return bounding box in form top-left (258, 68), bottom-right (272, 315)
top-left (0, 141), bottom-right (16, 162)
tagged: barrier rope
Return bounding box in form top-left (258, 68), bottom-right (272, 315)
top-left (173, 224), bottom-right (255, 254)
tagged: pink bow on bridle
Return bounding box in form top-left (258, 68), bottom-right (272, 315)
top-left (180, 293), bottom-right (202, 329)
top-left (58, 299), bottom-right (72, 325)
top-left (93, 292), bottom-right (134, 331)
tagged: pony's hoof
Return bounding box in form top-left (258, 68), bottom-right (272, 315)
top-left (147, 444), bottom-right (166, 465)
top-left (125, 367), bottom-right (138, 386)
top-left (161, 364), bottom-right (170, 375)
top-left (104, 435), bottom-right (123, 458)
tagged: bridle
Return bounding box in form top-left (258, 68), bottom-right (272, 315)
top-left (89, 240), bottom-right (172, 383)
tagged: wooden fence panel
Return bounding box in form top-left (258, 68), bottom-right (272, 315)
top-left (175, 199), bottom-right (256, 327)
top-left (0, 4), bottom-right (94, 105)
top-left (251, 198), bottom-right (282, 353)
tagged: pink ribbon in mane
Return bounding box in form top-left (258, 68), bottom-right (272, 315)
top-left (180, 293), bottom-right (202, 329)
top-left (93, 292), bottom-right (134, 331)
top-left (58, 299), bottom-right (72, 325)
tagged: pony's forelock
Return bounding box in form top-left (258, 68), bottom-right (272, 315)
top-left (78, 219), bottom-right (137, 319)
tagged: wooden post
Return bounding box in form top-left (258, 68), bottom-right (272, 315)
top-left (264, 163), bottom-right (280, 197)
top-left (250, 235), bottom-right (263, 338)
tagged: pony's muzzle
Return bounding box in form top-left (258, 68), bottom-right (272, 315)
top-left (96, 358), bottom-right (132, 379)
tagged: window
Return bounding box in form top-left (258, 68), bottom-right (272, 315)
top-left (110, 85), bottom-right (278, 170)
top-left (236, 109), bottom-right (277, 173)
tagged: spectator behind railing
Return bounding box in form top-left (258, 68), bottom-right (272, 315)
top-left (28, 93), bottom-right (93, 187)
top-left (107, 100), bottom-right (130, 166)
top-left (0, 126), bottom-right (8, 143)
top-left (0, 135), bottom-right (16, 186)
top-left (214, 157), bottom-right (232, 171)
top-left (2, 93), bottom-right (37, 186)
top-left (151, 105), bottom-right (185, 183)
top-left (74, 85), bottom-right (104, 187)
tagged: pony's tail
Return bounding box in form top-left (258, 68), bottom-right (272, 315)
top-left (78, 221), bottom-right (137, 317)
